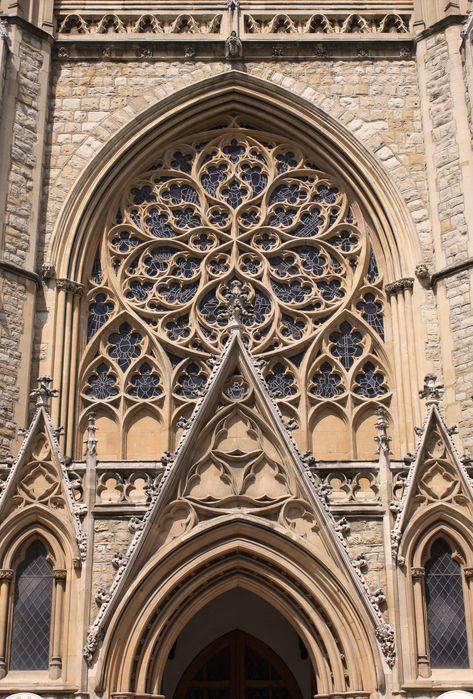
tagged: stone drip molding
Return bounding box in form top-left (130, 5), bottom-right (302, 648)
top-left (390, 375), bottom-right (473, 562)
top-left (0, 377), bottom-right (87, 564)
top-left (84, 329), bottom-right (396, 669)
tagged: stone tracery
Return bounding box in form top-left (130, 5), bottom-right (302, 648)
top-left (80, 122), bottom-right (391, 458)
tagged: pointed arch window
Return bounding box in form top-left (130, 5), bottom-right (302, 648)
top-left (10, 540), bottom-right (53, 671)
top-left (425, 539), bottom-right (468, 669)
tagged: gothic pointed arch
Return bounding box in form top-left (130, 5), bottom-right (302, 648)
top-left (44, 71), bottom-right (424, 459)
top-left (94, 521), bottom-right (384, 698)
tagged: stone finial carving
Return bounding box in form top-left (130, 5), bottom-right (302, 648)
top-left (225, 30), bottom-right (243, 60)
top-left (419, 373), bottom-right (444, 406)
top-left (30, 376), bottom-right (59, 410)
top-left (227, 0), bottom-right (239, 9)
top-left (85, 412), bottom-right (97, 457)
top-left (0, 19), bottom-right (7, 40)
top-left (374, 406), bottom-right (392, 456)
top-left (219, 279), bottom-right (252, 327)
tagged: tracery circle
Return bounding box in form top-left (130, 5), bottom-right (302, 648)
top-left (100, 128), bottom-right (374, 356)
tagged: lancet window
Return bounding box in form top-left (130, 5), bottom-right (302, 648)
top-left (425, 539), bottom-right (469, 668)
top-left (10, 540), bottom-right (53, 671)
top-left (79, 121), bottom-right (391, 459)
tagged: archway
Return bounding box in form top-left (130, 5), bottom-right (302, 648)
top-left (163, 589), bottom-right (313, 699)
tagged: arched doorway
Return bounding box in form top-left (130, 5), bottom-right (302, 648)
top-left (175, 631), bottom-right (303, 699)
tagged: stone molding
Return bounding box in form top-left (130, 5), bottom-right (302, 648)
top-left (0, 570), bottom-right (13, 580)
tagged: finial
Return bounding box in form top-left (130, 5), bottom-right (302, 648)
top-left (227, 0), bottom-right (239, 9)
top-left (374, 406), bottom-right (392, 456)
top-left (219, 279), bottom-right (253, 330)
top-left (419, 373), bottom-right (444, 406)
top-left (30, 375), bottom-right (59, 410)
top-left (85, 412), bottom-right (97, 457)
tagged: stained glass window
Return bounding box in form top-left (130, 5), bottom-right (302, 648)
top-left (425, 539), bottom-right (469, 668)
top-left (10, 541), bottom-right (53, 671)
top-left (82, 124), bottom-right (390, 453)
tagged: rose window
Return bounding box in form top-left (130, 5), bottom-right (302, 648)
top-left (80, 125), bottom-right (391, 460)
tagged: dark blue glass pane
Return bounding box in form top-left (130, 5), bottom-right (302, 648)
top-left (128, 363), bottom-right (162, 399)
top-left (426, 539), bottom-right (469, 668)
top-left (85, 362), bottom-right (119, 399)
top-left (310, 362), bottom-right (344, 398)
top-left (265, 363), bottom-right (296, 398)
top-left (145, 209), bottom-right (175, 238)
top-left (88, 293), bottom-right (114, 340)
top-left (176, 363), bottom-right (207, 398)
top-left (353, 362), bottom-right (387, 397)
top-left (131, 185), bottom-right (156, 204)
top-left (10, 541), bottom-right (53, 671)
top-left (108, 323), bottom-right (142, 370)
top-left (329, 322), bottom-right (363, 370)
top-left (292, 208), bottom-right (323, 238)
top-left (356, 293), bottom-right (384, 338)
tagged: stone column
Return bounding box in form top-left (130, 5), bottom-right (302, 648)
top-left (411, 567), bottom-right (429, 677)
top-left (0, 569), bottom-right (13, 678)
top-left (49, 568), bottom-right (66, 679)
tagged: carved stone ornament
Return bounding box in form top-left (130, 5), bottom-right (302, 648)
top-left (419, 373), bottom-right (444, 406)
top-left (375, 623), bottom-right (396, 668)
top-left (225, 31), bottom-right (243, 60)
top-left (0, 569), bottom-right (13, 580)
top-left (0, 18), bottom-right (7, 40)
top-left (30, 376), bottom-right (59, 411)
top-left (385, 277), bottom-right (414, 296)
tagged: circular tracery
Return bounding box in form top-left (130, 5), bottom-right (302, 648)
top-left (81, 125), bottom-right (390, 459)
top-left (101, 130), bottom-right (367, 355)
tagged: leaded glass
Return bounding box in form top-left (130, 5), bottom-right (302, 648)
top-left (176, 363), bottom-right (207, 398)
top-left (127, 363), bottom-right (162, 399)
top-left (87, 293), bottom-right (114, 340)
top-left (108, 323), bottom-right (142, 370)
top-left (367, 249), bottom-right (379, 283)
top-left (145, 209), bottom-right (175, 238)
top-left (425, 539), bottom-right (469, 668)
top-left (265, 364), bottom-right (296, 398)
top-left (292, 208), bottom-right (324, 238)
top-left (356, 294), bottom-right (384, 338)
top-left (10, 541), bottom-right (53, 671)
top-left (310, 362), bottom-right (344, 398)
top-left (85, 362), bottom-right (119, 400)
top-left (353, 362), bottom-right (387, 397)
top-left (131, 184), bottom-right (156, 204)
top-left (330, 322), bottom-right (363, 370)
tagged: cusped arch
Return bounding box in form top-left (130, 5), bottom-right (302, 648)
top-left (96, 519), bottom-right (383, 697)
top-left (400, 506), bottom-right (473, 569)
top-left (0, 507), bottom-right (76, 570)
top-left (48, 70), bottom-right (420, 283)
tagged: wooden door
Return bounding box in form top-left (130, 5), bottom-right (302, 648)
top-left (175, 630), bottom-right (303, 699)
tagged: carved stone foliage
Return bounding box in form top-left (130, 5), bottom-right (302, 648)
top-left (243, 13), bottom-right (410, 35)
top-left (79, 120), bottom-right (390, 457)
top-left (57, 13), bottom-right (223, 35)
top-left (154, 398), bottom-right (318, 549)
top-left (4, 433), bottom-right (70, 516)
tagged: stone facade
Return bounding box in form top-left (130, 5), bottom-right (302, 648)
top-left (0, 0), bottom-right (473, 697)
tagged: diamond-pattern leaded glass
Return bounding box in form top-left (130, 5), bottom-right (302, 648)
top-left (425, 539), bottom-right (469, 668)
top-left (10, 541), bottom-right (53, 671)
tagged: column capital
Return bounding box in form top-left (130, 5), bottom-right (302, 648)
top-left (53, 569), bottom-right (67, 580)
top-left (386, 278), bottom-right (414, 296)
top-left (0, 570), bottom-right (13, 580)
top-left (411, 567), bottom-right (425, 578)
top-left (56, 278), bottom-right (84, 296)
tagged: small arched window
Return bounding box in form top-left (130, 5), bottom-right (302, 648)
top-left (425, 538), bottom-right (468, 668)
top-left (10, 540), bottom-right (53, 671)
